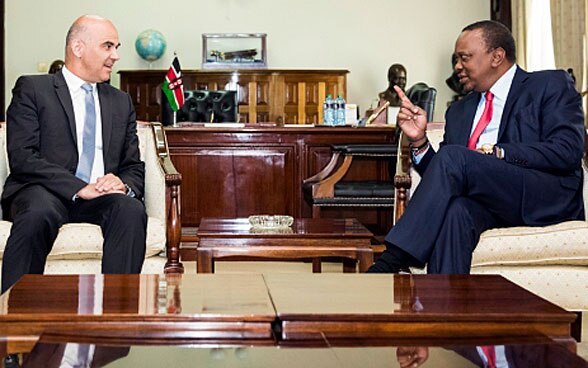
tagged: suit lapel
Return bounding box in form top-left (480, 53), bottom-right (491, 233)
top-left (98, 83), bottom-right (112, 157)
top-left (498, 67), bottom-right (529, 141)
top-left (54, 71), bottom-right (77, 145)
top-left (457, 92), bottom-right (480, 146)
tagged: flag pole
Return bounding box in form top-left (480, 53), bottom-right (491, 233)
top-left (172, 111), bottom-right (178, 127)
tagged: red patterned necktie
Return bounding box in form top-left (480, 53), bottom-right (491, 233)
top-left (480, 345), bottom-right (496, 368)
top-left (467, 91), bottom-right (494, 150)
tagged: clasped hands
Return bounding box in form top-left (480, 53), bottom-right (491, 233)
top-left (394, 85), bottom-right (428, 147)
top-left (76, 173), bottom-right (126, 200)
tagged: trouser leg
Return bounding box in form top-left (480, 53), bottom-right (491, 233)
top-left (1, 186), bottom-right (68, 293)
top-left (427, 197), bottom-right (501, 274)
top-left (385, 145), bottom-right (526, 269)
top-left (70, 194), bottom-right (147, 274)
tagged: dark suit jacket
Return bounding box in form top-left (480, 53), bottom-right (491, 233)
top-left (2, 70), bottom-right (144, 207)
top-left (415, 67), bottom-right (585, 226)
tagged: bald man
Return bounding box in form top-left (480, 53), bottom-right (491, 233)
top-left (1, 15), bottom-right (146, 292)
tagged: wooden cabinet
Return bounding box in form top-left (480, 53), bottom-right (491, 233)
top-left (119, 69), bottom-right (348, 124)
top-left (164, 125), bottom-right (396, 240)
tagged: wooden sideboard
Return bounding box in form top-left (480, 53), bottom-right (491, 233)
top-left (164, 124), bottom-right (396, 243)
top-left (119, 69), bottom-right (348, 124)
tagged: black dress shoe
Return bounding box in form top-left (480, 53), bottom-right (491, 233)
top-left (4, 354), bottom-right (20, 368)
top-left (366, 243), bottom-right (421, 274)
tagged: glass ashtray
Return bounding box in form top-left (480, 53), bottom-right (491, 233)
top-left (248, 215), bottom-right (294, 229)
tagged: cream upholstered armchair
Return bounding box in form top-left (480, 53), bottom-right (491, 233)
top-left (394, 124), bottom-right (588, 318)
top-left (0, 121), bottom-right (183, 285)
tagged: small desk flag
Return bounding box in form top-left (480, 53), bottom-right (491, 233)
top-left (162, 56), bottom-right (184, 112)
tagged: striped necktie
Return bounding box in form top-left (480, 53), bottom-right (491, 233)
top-left (75, 83), bottom-right (96, 182)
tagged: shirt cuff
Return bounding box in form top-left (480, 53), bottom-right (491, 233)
top-left (125, 184), bottom-right (136, 198)
top-left (411, 145), bottom-right (430, 164)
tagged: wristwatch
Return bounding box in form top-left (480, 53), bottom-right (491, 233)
top-left (480, 144), bottom-right (505, 160)
top-left (493, 145), bottom-right (505, 160)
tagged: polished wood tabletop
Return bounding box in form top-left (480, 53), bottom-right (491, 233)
top-left (19, 334), bottom-right (588, 368)
top-left (0, 274), bottom-right (276, 352)
top-left (0, 273), bottom-right (577, 355)
top-left (264, 274), bottom-right (576, 345)
top-left (198, 218), bottom-right (373, 239)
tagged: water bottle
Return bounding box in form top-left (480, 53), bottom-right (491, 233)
top-left (323, 94), bottom-right (334, 126)
top-left (335, 95), bottom-right (346, 125)
top-left (332, 96), bottom-right (340, 126)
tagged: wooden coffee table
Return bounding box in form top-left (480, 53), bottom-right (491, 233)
top-left (0, 274), bottom-right (276, 353)
top-left (196, 217), bottom-right (374, 273)
top-left (264, 273), bottom-right (578, 350)
top-left (0, 273), bottom-right (578, 354)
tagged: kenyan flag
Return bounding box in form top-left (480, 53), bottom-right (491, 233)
top-left (162, 57), bottom-right (184, 112)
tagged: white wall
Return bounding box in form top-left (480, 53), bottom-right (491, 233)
top-left (5, 0), bottom-right (489, 122)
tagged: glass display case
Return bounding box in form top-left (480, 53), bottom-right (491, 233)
top-left (202, 33), bottom-right (267, 69)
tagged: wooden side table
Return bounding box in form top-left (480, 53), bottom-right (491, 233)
top-left (196, 218), bottom-right (374, 273)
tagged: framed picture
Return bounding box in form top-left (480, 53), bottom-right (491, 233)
top-left (202, 33), bottom-right (267, 69)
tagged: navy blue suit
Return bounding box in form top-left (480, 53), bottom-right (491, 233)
top-left (385, 67), bottom-right (585, 274)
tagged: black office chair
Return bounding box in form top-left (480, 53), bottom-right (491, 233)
top-left (406, 82), bottom-right (437, 122)
top-left (161, 89), bottom-right (238, 125)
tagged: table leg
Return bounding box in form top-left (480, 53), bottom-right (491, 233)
top-left (312, 258), bottom-right (322, 273)
top-left (357, 249), bottom-right (374, 273)
top-left (343, 258), bottom-right (357, 273)
top-left (197, 250), bottom-right (214, 273)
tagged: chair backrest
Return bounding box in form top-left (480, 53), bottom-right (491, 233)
top-left (135, 123), bottom-right (166, 220)
top-left (0, 122), bottom-right (165, 221)
top-left (406, 82), bottom-right (437, 122)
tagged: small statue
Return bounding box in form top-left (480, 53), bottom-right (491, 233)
top-left (48, 59), bottom-right (65, 74)
top-left (366, 63), bottom-right (406, 125)
top-left (379, 63), bottom-right (407, 107)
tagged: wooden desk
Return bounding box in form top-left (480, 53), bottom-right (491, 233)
top-left (164, 124), bottom-right (397, 246)
top-left (197, 218), bottom-right (374, 273)
top-left (265, 273), bottom-right (577, 350)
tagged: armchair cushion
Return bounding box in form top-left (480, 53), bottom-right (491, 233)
top-left (472, 220), bottom-right (588, 267)
top-left (334, 181), bottom-right (395, 197)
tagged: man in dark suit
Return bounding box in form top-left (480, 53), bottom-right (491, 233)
top-left (1, 15), bottom-right (146, 293)
top-left (368, 20), bottom-right (585, 274)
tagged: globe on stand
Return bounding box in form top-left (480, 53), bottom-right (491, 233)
top-left (135, 29), bottom-right (167, 69)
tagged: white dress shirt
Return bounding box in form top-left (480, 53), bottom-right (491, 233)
top-left (471, 63), bottom-right (517, 149)
top-left (61, 66), bottom-right (105, 183)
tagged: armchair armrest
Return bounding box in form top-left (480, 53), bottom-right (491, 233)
top-left (394, 132), bottom-right (412, 223)
top-left (151, 122), bottom-right (183, 274)
top-left (393, 123), bottom-right (446, 224)
top-left (303, 144), bottom-right (397, 187)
